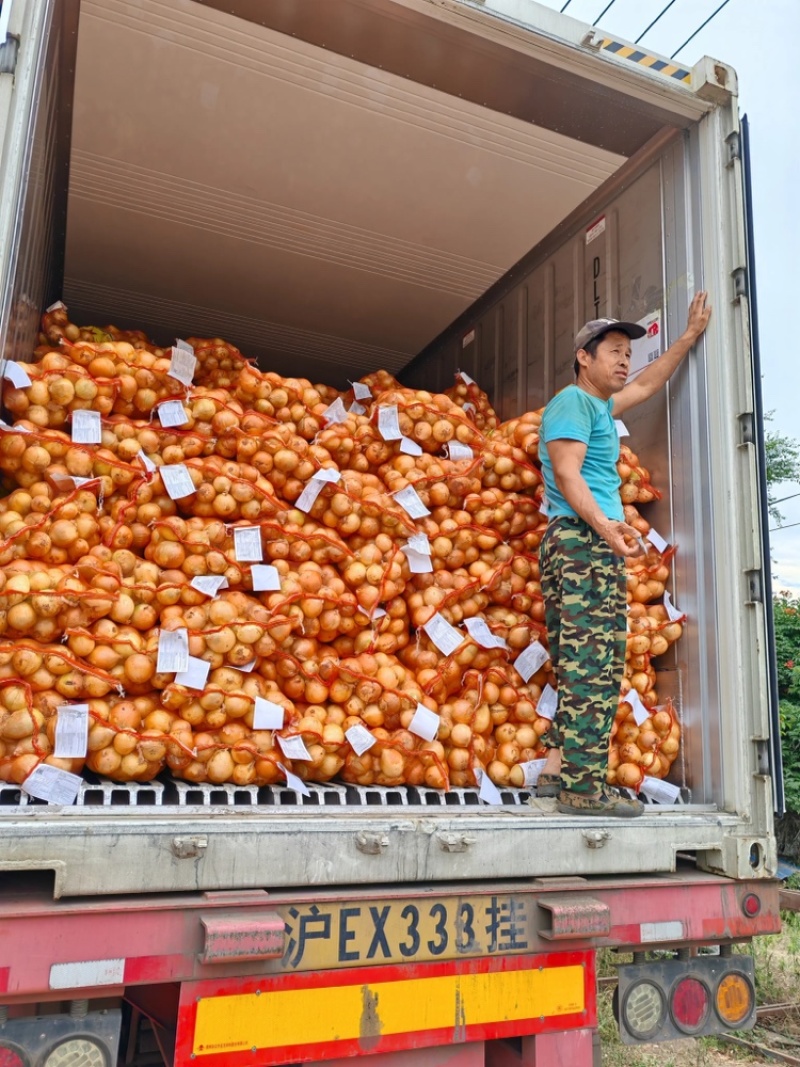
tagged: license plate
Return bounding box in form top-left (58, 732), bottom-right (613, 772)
top-left (274, 892), bottom-right (533, 971)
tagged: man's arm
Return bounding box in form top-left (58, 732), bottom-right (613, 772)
top-left (547, 438), bottom-right (643, 557)
top-left (612, 291), bottom-right (712, 417)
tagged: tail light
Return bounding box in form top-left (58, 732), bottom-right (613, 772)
top-left (43, 1037), bottom-right (109, 1067)
top-left (670, 976), bottom-right (710, 1033)
top-left (0, 1045), bottom-right (29, 1067)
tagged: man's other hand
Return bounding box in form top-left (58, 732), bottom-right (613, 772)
top-left (598, 520), bottom-right (647, 557)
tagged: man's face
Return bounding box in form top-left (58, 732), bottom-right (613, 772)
top-left (577, 330), bottom-right (632, 397)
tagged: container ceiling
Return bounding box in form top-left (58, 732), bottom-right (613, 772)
top-left (64, 0), bottom-right (625, 385)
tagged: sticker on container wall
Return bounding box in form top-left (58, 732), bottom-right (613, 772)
top-left (2, 361), bottom-right (32, 388)
top-left (278, 762), bottom-right (311, 797)
top-left (409, 703), bottom-right (440, 742)
top-left (446, 442), bottom-right (473, 461)
top-left (233, 526), bottom-right (263, 562)
top-left (346, 723), bottom-right (376, 756)
top-left (646, 528), bottom-right (669, 554)
top-left (663, 590), bottom-right (683, 622)
top-left (253, 697), bottom-right (285, 730)
top-left (519, 758), bottom-right (547, 788)
top-left (628, 309), bottom-right (662, 380)
top-left (250, 564), bottom-right (281, 591)
top-left (54, 705), bottom-right (90, 758)
top-left (462, 329), bottom-right (476, 348)
top-left (49, 958), bottom-right (126, 991)
top-left (191, 575), bottom-right (229, 597)
top-left (585, 216), bottom-right (606, 245)
top-left (160, 464), bottom-right (196, 500)
top-left (626, 688), bottom-right (650, 726)
top-left (423, 613), bottom-right (465, 657)
top-left (349, 401), bottom-right (367, 416)
top-left (157, 400), bottom-right (190, 428)
top-left (475, 767), bottom-right (503, 805)
top-left (457, 370), bottom-right (475, 385)
top-left (463, 617), bottom-right (508, 650)
top-left (137, 450), bottom-right (156, 474)
top-left (536, 684), bottom-right (558, 721)
top-left (350, 381), bottom-right (372, 401)
top-left (640, 776), bottom-right (681, 805)
top-left (156, 628), bottom-right (190, 673)
top-left (71, 409), bottom-right (102, 444)
top-left (399, 436), bottom-right (423, 456)
top-left (175, 656), bottom-right (211, 691)
top-left (277, 734), bottom-right (312, 761)
top-left (514, 641), bottom-right (549, 682)
top-left (22, 764), bottom-right (82, 805)
top-left (294, 467), bottom-right (341, 512)
top-left (168, 346), bottom-right (197, 386)
top-left (614, 420), bottom-right (630, 437)
top-left (323, 397), bottom-right (348, 425)
top-left (377, 405), bottom-right (402, 441)
top-left (392, 485), bottom-right (430, 519)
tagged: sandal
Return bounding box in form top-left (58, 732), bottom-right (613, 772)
top-left (536, 773), bottom-right (562, 798)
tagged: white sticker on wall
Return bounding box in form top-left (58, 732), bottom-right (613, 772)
top-left (585, 215), bottom-right (606, 245)
top-left (628, 309), bottom-right (662, 380)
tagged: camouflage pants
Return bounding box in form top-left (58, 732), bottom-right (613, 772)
top-left (538, 517), bottom-right (626, 794)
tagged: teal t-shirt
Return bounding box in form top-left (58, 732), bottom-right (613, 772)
top-left (538, 385), bottom-right (623, 522)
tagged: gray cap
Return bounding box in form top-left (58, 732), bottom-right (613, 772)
top-left (574, 317), bottom-right (646, 352)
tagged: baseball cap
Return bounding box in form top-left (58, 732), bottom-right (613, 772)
top-left (574, 317), bottom-right (646, 352)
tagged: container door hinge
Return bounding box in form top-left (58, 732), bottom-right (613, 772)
top-left (725, 130), bottom-right (741, 166)
top-left (732, 266), bottom-right (748, 301)
top-left (738, 412), bottom-right (755, 445)
top-left (0, 35), bottom-right (19, 75)
top-left (754, 740), bottom-right (770, 776)
top-left (745, 569), bottom-right (763, 604)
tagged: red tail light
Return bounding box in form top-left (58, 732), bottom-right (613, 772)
top-left (670, 976), bottom-right (710, 1033)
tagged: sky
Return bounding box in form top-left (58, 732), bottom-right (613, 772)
top-left (530, 0), bottom-right (800, 594)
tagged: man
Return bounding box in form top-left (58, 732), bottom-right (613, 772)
top-left (536, 292), bottom-right (712, 817)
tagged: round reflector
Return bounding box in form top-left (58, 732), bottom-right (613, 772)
top-left (622, 980), bottom-right (666, 1040)
top-left (670, 976), bottom-right (710, 1033)
top-left (716, 971), bottom-right (755, 1027)
top-left (0, 1044), bottom-right (29, 1067)
top-left (43, 1038), bottom-right (107, 1067)
top-left (742, 893), bottom-right (761, 917)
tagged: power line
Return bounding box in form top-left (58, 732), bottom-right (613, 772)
top-left (593, 0), bottom-right (617, 26)
top-left (560, 1), bottom-right (573, 11)
top-left (635, 0), bottom-right (679, 43)
top-left (670, 0), bottom-right (733, 58)
top-left (771, 491), bottom-right (800, 506)
top-left (770, 521), bottom-right (800, 533)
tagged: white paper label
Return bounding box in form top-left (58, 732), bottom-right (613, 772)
top-left (54, 705), bottom-right (89, 758)
top-left (423, 613), bottom-right (465, 657)
top-left (462, 329), bottom-right (475, 348)
top-left (614, 420), bottom-right (630, 437)
top-left (646, 528), bottom-right (669, 554)
top-left (233, 526), bottom-right (263, 562)
top-left (408, 703), bottom-right (440, 742)
top-left (462, 402), bottom-right (476, 416)
top-left (238, 659), bottom-right (257, 673)
top-left (253, 697), bottom-right (285, 730)
top-left (295, 467), bottom-right (342, 513)
top-left (446, 442), bottom-right (474, 461)
top-left (536, 683), bottom-right (558, 721)
top-left (191, 574), bottom-right (229, 597)
top-left (168, 346), bottom-right (197, 385)
top-left (476, 767), bottom-right (503, 805)
top-left (627, 688), bottom-right (650, 726)
top-left (628, 309), bottom-right (662, 379)
top-left (22, 763), bottom-right (82, 805)
top-left (277, 734), bottom-right (313, 761)
top-left (3, 361), bottom-right (32, 388)
top-left (405, 549), bottom-right (433, 574)
top-left (46, 300), bottom-right (67, 312)
top-left (393, 485), bottom-right (430, 519)
top-left (346, 724), bottom-right (376, 756)
top-left (251, 564), bottom-right (281, 591)
top-left (539, 496), bottom-right (550, 518)
top-left (464, 617), bottom-right (508, 650)
top-left (519, 758), bottom-right (547, 788)
top-left (349, 401), bottom-right (367, 416)
top-left (371, 607), bottom-right (387, 620)
top-left (323, 397), bottom-right (348, 425)
top-left (515, 641), bottom-right (549, 682)
top-left (160, 464), bottom-right (196, 500)
top-left (137, 449), bottom-right (156, 474)
top-left (157, 400), bottom-right (190, 428)
top-left (663, 590), bottom-right (683, 622)
top-left (277, 762), bottom-right (311, 797)
top-left (175, 339), bottom-right (194, 353)
top-left (351, 381), bottom-right (372, 401)
top-left (175, 656), bottom-right (211, 691)
top-left (71, 409), bottom-right (102, 444)
top-left (457, 370), bottom-right (475, 385)
top-left (406, 532), bottom-right (431, 556)
top-left (399, 437), bottom-right (423, 456)
top-left (640, 776), bottom-right (681, 804)
top-left (377, 405), bottom-right (402, 441)
top-left (585, 215), bottom-right (606, 244)
top-left (156, 628), bottom-right (189, 673)
top-left (0, 419), bottom-right (29, 432)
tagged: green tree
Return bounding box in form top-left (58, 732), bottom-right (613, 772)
top-left (765, 414), bottom-right (800, 526)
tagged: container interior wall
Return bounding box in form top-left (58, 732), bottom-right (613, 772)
top-left (404, 139), bottom-right (722, 807)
